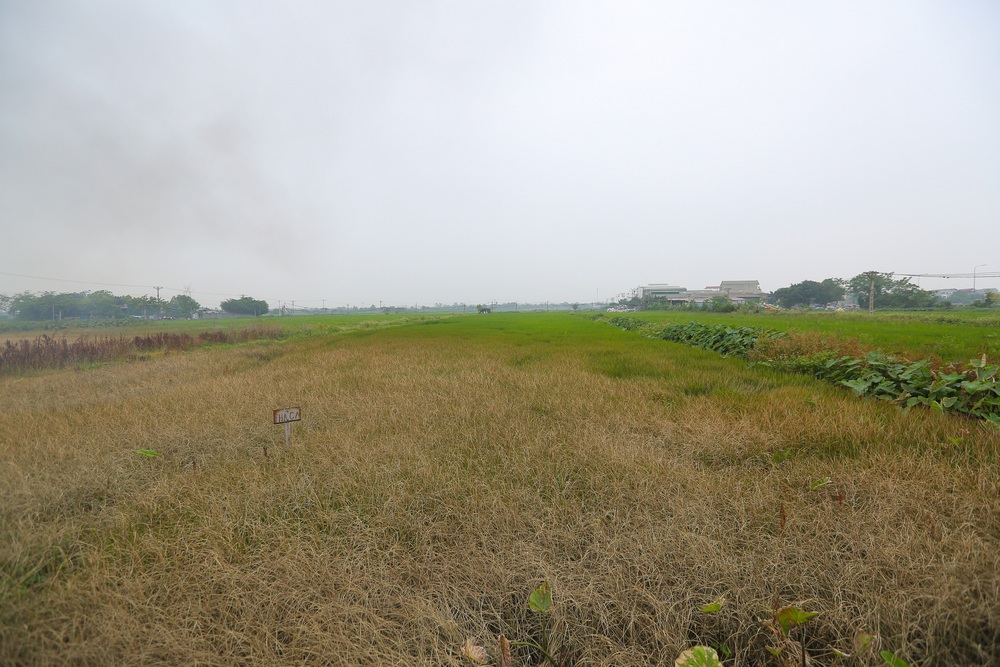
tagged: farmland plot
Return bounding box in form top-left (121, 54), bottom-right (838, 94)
top-left (1, 313), bottom-right (997, 666)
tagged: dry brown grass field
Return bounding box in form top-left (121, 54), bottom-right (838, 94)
top-left (1, 313), bottom-right (997, 666)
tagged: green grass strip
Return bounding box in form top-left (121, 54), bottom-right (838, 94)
top-left (602, 316), bottom-right (1000, 424)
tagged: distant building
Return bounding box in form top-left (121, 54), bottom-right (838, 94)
top-left (719, 280), bottom-right (762, 294)
top-left (195, 309), bottom-right (244, 319)
top-left (638, 284), bottom-right (687, 299)
top-left (935, 287), bottom-right (997, 304)
top-left (637, 280), bottom-right (764, 305)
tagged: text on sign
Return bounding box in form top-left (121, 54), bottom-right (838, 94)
top-left (273, 407), bottom-right (302, 424)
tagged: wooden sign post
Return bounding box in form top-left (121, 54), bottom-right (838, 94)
top-left (273, 406), bottom-right (302, 445)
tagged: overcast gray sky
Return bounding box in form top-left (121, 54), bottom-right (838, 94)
top-left (2, 0), bottom-right (998, 308)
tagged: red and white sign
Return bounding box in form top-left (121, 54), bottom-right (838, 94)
top-left (273, 407), bottom-right (302, 424)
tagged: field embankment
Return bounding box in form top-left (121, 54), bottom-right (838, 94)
top-left (1, 313), bottom-right (997, 665)
top-left (601, 316), bottom-right (1000, 424)
top-left (626, 309), bottom-right (1000, 363)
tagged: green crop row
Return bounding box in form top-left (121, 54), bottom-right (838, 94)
top-left (614, 309), bottom-right (1000, 362)
top-left (604, 316), bottom-right (1000, 425)
top-left (606, 317), bottom-right (780, 357)
top-left (762, 351), bottom-right (1000, 424)
top-left (0, 318), bottom-right (138, 334)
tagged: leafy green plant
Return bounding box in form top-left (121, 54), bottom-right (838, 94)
top-left (529, 579), bottom-right (553, 614)
top-left (770, 448), bottom-right (792, 465)
top-left (764, 605), bottom-right (819, 665)
top-left (880, 650), bottom-right (911, 667)
top-left (774, 605), bottom-right (819, 636)
top-left (652, 321), bottom-right (776, 358)
top-left (501, 580), bottom-right (560, 666)
top-left (696, 598), bottom-right (730, 660)
top-left (699, 598), bottom-right (724, 614)
top-left (790, 352), bottom-right (1000, 422)
top-left (675, 645), bottom-right (722, 667)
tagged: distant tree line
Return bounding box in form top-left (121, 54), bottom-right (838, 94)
top-left (0, 291), bottom-right (201, 321)
top-left (769, 272), bottom-right (938, 310)
top-left (219, 296), bottom-right (269, 316)
top-left (769, 278), bottom-right (845, 309)
top-left (614, 272), bottom-right (951, 312)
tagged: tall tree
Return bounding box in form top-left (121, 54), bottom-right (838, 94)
top-left (220, 296), bottom-right (269, 316)
top-left (168, 294), bottom-right (201, 318)
top-left (769, 279), bottom-right (845, 308)
top-left (8, 292), bottom-right (67, 320)
top-left (845, 272), bottom-right (937, 310)
top-left (710, 294), bottom-right (736, 312)
top-left (83, 291), bottom-right (123, 318)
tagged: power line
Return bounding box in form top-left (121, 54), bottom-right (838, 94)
top-left (0, 270), bottom-right (161, 290)
top-left (0, 270), bottom-right (265, 300)
top-left (896, 272), bottom-right (1000, 279)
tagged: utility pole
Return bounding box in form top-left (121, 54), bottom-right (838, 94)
top-left (153, 286), bottom-right (163, 318)
top-left (974, 264), bottom-right (987, 293)
top-left (865, 271), bottom-right (878, 315)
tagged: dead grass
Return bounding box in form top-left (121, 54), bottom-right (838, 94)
top-left (0, 325), bottom-right (287, 374)
top-left (749, 330), bottom-right (883, 366)
top-left (1, 314), bottom-right (997, 666)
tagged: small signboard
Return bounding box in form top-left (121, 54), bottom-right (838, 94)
top-left (273, 407), bottom-right (302, 425)
top-left (273, 407), bottom-right (302, 445)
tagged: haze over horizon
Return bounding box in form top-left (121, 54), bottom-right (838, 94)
top-left (2, 1), bottom-right (998, 309)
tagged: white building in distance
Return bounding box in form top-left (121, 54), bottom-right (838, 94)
top-left (638, 280), bottom-right (765, 305)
